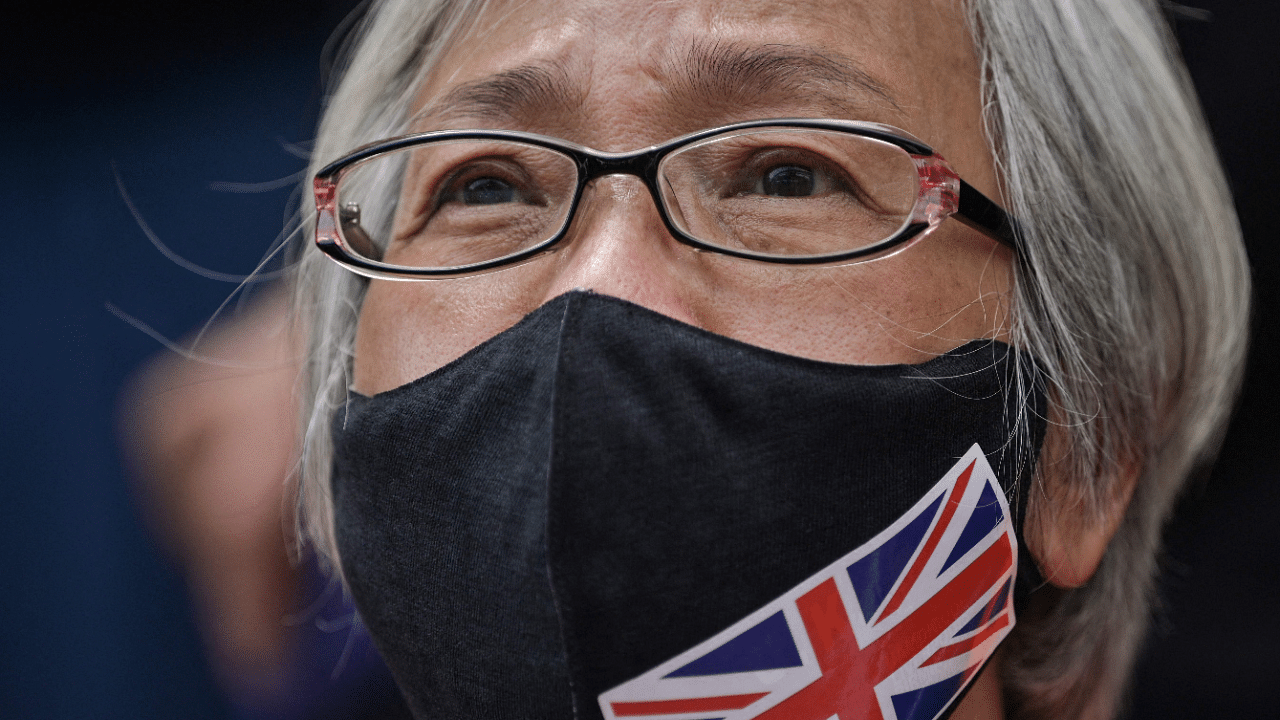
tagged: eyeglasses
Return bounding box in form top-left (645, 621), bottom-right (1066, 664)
top-left (313, 119), bottom-right (1019, 279)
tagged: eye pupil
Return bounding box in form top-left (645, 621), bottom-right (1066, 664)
top-left (761, 165), bottom-right (815, 197)
top-left (462, 177), bottom-right (515, 205)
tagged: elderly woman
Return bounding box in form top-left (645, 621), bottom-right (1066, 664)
top-left (291, 0), bottom-right (1249, 718)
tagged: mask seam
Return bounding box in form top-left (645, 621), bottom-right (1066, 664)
top-left (544, 292), bottom-right (581, 720)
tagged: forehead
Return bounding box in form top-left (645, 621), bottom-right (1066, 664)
top-left (415, 0), bottom-right (984, 171)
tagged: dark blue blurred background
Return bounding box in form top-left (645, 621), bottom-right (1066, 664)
top-left (2, 1), bottom-right (1276, 717)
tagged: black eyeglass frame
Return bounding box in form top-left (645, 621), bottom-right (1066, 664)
top-left (313, 118), bottom-right (1021, 280)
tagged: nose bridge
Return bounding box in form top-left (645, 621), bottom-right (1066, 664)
top-left (540, 165), bottom-right (697, 324)
top-left (581, 148), bottom-right (656, 185)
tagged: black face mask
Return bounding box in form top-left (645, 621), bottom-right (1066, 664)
top-left (332, 290), bottom-right (1046, 720)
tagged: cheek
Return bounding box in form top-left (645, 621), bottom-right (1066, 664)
top-left (352, 273), bottom-right (546, 394)
top-left (793, 226), bottom-right (1015, 362)
top-left (892, 228), bottom-right (1015, 340)
top-left (651, 225), bottom-right (1014, 367)
top-left (351, 224), bottom-right (1014, 394)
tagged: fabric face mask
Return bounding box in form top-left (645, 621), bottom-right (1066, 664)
top-left (331, 290), bottom-right (1046, 720)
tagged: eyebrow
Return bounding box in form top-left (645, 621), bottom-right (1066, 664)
top-left (413, 41), bottom-right (899, 129)
top-left (666, 41), bottom-right (900, 116)
top-left (419, 63), bottom-right (581, 126)
top-left (415, 63), bottom-right (582, 128)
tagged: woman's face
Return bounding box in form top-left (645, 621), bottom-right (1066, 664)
top-left (340, 3), bottom-right (1130, 713)
top-left (351, 0), bottom-right (1014, 394)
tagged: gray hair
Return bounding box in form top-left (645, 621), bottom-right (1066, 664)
top-left (291, 1), bottom-right (1250, 718)
top-left (968, 1), bottom-right (1249, 718)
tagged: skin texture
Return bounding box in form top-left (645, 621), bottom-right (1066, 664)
top-left (350, 0), bottom-right (1135, 714)
top-left (353, 0), bottom-right (1015, 393)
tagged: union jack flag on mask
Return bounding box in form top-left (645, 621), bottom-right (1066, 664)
top-left (597, 444), bottom-right (1018, 720)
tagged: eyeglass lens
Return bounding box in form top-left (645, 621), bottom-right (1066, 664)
top-left (336, 128), bottom-right (919, 270)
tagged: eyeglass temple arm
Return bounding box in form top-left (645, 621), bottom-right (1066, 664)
top-left (339, 203), bottom-right (383, 261)
top-left (955, 181), bottom-right (1022, 252)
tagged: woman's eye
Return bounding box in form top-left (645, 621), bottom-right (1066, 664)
top-left (460, 177), bottom-right (516, 205)
top-left (759, 165), bottom-right (817, 197)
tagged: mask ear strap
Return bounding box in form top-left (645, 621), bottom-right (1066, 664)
top-left (1010, 353), bottom-right (1051, 612)
top-left (1014, 534), bottom-right (1047, 612)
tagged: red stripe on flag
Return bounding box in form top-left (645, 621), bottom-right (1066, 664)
top-left (754, 578), bottom-right (885, 720)
top-left (610, 692), bottom-right (769, 716)
top-left (878, 461), bottom-right (976, 619)
top-left (874, 535), bottom-right (1013, 674)
top-left (752, 523), bottom-right (1013, 720)
top-left (920, 613), bottom-right (1011, 667)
